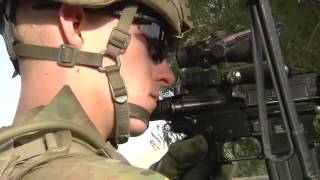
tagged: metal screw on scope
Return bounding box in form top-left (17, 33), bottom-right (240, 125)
top-left (227, 71), bottom-right (242, 84)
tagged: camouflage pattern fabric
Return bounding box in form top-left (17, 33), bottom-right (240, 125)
top-left (51, 0), bottom-right (192, 37)
top-left (0, 86), bottom-right (168, 180)
top-left (21, 155), bottom-right (167, 180)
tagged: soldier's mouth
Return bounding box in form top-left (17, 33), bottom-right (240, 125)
top-left (150, 93), bottom-right (160, 100)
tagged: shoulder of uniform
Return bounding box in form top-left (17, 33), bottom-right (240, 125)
top-left (22, 154), bottom-right (168, 180)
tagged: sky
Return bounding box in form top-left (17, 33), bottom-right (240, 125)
top-left (0, 36), bottom-right (168, 168)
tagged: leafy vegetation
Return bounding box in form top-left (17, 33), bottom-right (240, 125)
top-left (187, 0), bottom-right (320, 68)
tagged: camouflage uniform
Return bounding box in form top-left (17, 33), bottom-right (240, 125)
top-left (0, 0), bottom-right (194, 179)
top-left (0, 86), bottom-right (167, 179)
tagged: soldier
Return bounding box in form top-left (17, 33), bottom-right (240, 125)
top-left (0, 0), bottom-right (229, 179)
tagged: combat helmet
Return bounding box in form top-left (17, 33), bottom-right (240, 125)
top-left (0, 0), bottom-right (192, 144)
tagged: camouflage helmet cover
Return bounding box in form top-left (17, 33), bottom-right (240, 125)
top-left (0, 0), bottom-right (192, 38)
top-left (50, 0), bottom-right (192, 38)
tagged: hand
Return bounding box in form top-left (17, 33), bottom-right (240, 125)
top-left (150, 135), bottom-right (209, 180)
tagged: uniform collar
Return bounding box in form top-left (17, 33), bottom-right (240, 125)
top-left (14, 85), bottom-right (104, 145)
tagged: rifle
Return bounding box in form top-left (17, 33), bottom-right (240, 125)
top-left (151, 0), bottom-right (320, 179)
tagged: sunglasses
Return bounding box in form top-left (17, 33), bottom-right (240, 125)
top-left (100, 9), bottom-right (169, 63)
top-left (32, 2), bottom-right (169, 63)
top-left (138, 21), bottom-right (168, 63)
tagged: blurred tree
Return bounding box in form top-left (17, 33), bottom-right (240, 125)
top-left (187, 0), bottom-right (320, 68)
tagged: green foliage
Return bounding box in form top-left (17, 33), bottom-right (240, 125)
top-left (223, 138), bottom-right (267, 177)
top-left (234, 160), bottom-right (267, 177)
top-left (187, 0), bottom-right (320, 69)
top-left (187, 0), bottom-right (249, 44)
top-left (272, 0), bottom-right (320, 69)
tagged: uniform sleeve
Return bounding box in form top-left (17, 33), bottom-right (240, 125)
top-left (22, 154), bottom-right (168, 180)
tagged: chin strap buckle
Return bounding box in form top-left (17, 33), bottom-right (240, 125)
top-left (102, 56), bottom-right (128, 104)
top-left (109, 27), bottom-right (131, 49)
top-left (58, 44), bottom-right (77, 67)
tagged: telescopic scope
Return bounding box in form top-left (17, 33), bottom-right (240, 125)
top-left (176, 31), bottom-right (253, 68)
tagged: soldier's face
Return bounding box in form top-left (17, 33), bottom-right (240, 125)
top-left (122, 25), bottom-right (175, 135)
top-left (80, 14), bottom-right (175, 136)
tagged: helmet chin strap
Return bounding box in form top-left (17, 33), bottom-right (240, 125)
top-left (100, 2), bottom-right (139, 144)
top-left (128, 103), bottom-right (151, 125)
top-left (3, 1), bottom-right (151, 144)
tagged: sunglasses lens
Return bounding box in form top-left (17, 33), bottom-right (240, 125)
top-left (139, 22), bottom-right (167, 63)
top-left (152, 45), bottom-right (168, 62)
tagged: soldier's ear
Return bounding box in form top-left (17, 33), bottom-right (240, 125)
top-left (59, 4), bottom-right (85, 48)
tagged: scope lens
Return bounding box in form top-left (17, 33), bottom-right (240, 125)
top-left (176, 46), bottom-right (202, 68)
top-left (176, 47), bottom-right (188, 68)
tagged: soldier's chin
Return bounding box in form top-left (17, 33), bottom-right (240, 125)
top-left (129, 118), bottom-right (148, 136)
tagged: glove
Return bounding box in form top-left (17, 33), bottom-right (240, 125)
top-left (150, 135), bottom-right (236, 180)
top-left (150, 135), bottom-right (209, 180)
